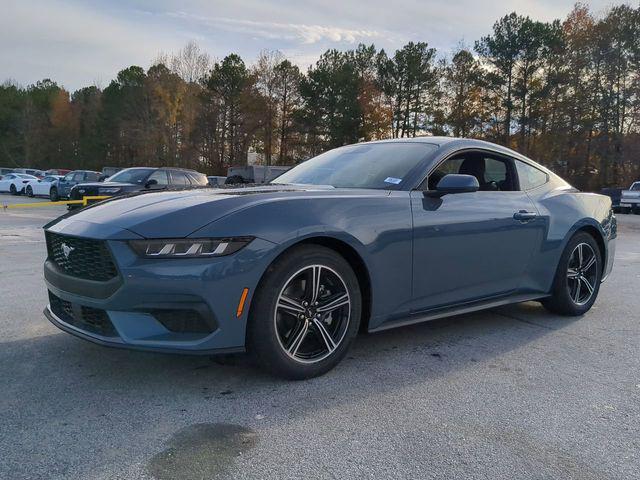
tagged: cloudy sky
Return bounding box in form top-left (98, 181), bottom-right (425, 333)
top-left (1, 0), bottom-right (613, 90)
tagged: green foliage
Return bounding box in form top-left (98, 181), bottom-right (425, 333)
top-left (298, 49), bottom-right (362, 152)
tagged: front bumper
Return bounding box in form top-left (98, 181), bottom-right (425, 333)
top-left (44, 230), bottom-right (277, 354)
top-left (44, 305), bottom-right (243, 355)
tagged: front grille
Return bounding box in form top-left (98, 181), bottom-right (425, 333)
top-left (70, 186), bottom-right (97, 200)
top-left (46, 232), bottom-right (118, 281)
top-left (48, 291), bottom-right (118, 337)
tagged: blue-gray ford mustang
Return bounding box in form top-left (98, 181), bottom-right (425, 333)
top-left (43, 137), bottom-right (616, 379)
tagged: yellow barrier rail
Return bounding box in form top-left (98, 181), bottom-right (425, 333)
top-left (2, 195), bottom-right (111, 210)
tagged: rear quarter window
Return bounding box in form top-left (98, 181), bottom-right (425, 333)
top-left (516, 160), bottom-right (548, 191)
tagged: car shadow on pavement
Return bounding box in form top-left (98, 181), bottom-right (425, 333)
top-left (1, 300), bottom-right (584, 479)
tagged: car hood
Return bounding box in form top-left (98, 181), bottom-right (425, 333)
top-left (47, 184), bottom-right (357, 239)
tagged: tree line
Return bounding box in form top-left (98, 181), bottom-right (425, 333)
top-left (1, 4), bottom-right (639, 190)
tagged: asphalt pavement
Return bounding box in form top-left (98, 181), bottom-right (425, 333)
top-left (1, 195), bottom-right (639, 480)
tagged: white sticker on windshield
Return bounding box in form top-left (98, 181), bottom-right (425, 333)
top-left (384, 177), bottom-right (402, 185)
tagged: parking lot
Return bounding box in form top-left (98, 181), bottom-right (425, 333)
top-left (1, 195), bottom-right (639, 480)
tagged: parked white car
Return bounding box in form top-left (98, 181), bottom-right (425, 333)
top-left (0, 173), bottom-right (38, 195)
top-left (620, 181), bottom-right (640, 213)
top-left (25, 175), bottom-right (62, 198)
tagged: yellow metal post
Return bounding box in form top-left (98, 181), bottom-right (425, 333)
top-left (2, 195), bottom-right (112, 211)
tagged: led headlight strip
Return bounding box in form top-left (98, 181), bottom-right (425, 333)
top-left (129, 237), bottom-right (254, 258)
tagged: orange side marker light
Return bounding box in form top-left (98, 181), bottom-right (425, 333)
top-left (236, 288), bottom-right (249, 318)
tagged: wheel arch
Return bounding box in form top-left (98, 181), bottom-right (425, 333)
top-left (571, 223), bottom-right (607, 270)
top-left (578, 225), bottom-right (605, 261)
top-left (252, 235), bottom-right (373, 333)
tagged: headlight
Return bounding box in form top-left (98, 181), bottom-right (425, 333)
top-left (99, 187), bottom-right (122, 194)
top-left (129, 237), bottom-right (254, 258)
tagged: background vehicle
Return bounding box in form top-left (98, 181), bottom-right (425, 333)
top-left (55, 170), bottom-right (102, 200)
top-left (12, 168), bottom-right (45, 178)
top-left (68, 167), bottom-right (209, 207)
top-left (600, 187), bottom-right (623, 213)
top-left (207, 175), bottom-right (227, 187)
top-left (101, 166), bottom-right (122, 178)
top-left (620, 181), bottom-right (640, 213)
top-left (0, 173), bottom-right (38, 194)
top-left (25, 175), bottom-right (63, 198)
top-left (44, 168), bottom-right (71, 176)
top-left (226, 165), bottom-right (290, 184)
top-left (43, 138), bottom-right (616, 379)
top-left (0, 167), bottom-right (15, 176)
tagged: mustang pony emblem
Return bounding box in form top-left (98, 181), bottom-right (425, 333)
top-left (61, 243), bottom-right (75, 259)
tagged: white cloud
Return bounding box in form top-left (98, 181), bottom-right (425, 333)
top-left (0, 0), bottom-right (188, 89)
top-left (1, 0), bottom-right (617, 90)
top-left (167, 12), bottom-right (385, 45)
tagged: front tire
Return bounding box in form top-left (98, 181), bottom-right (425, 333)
top-left (247, 245), bottom-right (362, 380)
top-left (542, 232), bottom-right (602, 316)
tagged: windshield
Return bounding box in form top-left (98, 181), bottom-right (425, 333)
top-left (271, 143), bottom-right (437, 189)
top-left (107, 168), bottom-right (155, 184)
top-left (631, 183), bottom-right (640, 191)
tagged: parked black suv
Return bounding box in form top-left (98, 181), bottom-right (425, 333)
top-left (69, 167), bottom-right (209, 206)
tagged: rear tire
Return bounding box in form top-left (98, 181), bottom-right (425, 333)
top-left (542, 232), bottom-right (602, 316)
top-left (26, 186), bottom-right (33, 197)
top-left (49, 187), bottom-right (59, 202)
top-left (10, 184), bottom-right (17, 195)
top-left (247, 245), bottom-right (361, 380)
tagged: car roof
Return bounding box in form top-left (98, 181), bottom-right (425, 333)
top-left (364, 136), bottom-right (520, 154)
top-left (362, 136), bottom-right (551, 171)
top-left (119, 167), bottom-right (202, 173)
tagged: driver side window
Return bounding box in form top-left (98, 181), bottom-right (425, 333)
top-left (148, 170), bottom-right (169, 185)
top-left (424, 152), bottom-right (516, 192)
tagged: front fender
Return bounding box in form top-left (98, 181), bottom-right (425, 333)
top-left (190, 193), bottom-right (414, 327)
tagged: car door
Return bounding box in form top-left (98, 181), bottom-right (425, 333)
top-left (34, 176), bottom-right (49, 195)
top-left (32, 177), bottom-right (43, 195)
top-left (58, 172), bottom-right (76, 197)
top-left (409, 150), bottom-right (545, 312)
top-left (0, 174), bottom-right (13, 191)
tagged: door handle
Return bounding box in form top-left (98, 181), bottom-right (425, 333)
top-left (513, 210), bottom-right (537, 222)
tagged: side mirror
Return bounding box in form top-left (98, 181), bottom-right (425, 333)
top-left (98, 175), bottom-right (106, 182)
top-left (145, 179), bottom-right (158, 189)
top-left (425, 174), bottom-right (479, 198)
